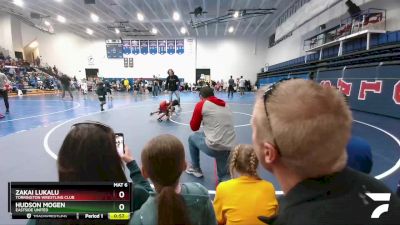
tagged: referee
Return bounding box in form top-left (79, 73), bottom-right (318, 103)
top-left (166, 69), bottom-right (181, 107)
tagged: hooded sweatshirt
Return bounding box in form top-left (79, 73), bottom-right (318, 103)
top-left (190, 96), bottom-right (236, 150)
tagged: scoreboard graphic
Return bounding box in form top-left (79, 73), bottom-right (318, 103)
top-left (106, 44), bottom-right (123, 59)
top-left (8, 182), bottom-right (132, 220)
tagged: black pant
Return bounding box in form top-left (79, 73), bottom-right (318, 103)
top-left (0, 89), bottom-right (9, 110)
top-left (62, 85), bottom-right (73, 98)
top-left (228, 85), bottom-right (234, 98)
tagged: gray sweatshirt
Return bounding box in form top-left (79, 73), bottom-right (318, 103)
top-left (0, 72), bottom-right (9, 90)
top-left (190, 96), bottom-right (236, 150)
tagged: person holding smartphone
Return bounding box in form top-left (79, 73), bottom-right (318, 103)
top-left (27, 121), bottom-right (152, 225)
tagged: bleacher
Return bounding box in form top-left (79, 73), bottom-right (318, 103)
top-left (264, 30), bottom-right (400, 74)
top-left (258, 28), bottom-right (400, 119)
top-left (1, 57), bottom-right (61, 96)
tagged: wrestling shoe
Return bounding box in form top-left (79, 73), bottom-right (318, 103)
top-left (185, 166), bottom-right (204, 178)
top-left (0, 113), bottom-right (4, 119)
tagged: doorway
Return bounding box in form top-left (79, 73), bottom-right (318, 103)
top-left (85, 68), bottom-right (99, 80)
top-left (196, 68), bottom-right (210, 84)
top-left (23, 44), bottom-right (39, 64)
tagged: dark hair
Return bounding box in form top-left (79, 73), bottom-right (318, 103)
top-left (199, 86), bottom-right (214, 98)
top-left (58, 122), bottom-right (127, 182)
top-left (172, 99), bottom-right (179, 106)
top-left (141, 134), bottom-right (191, 225)
top-left (38, 122), bottom-right (128, 225)
top-left (167, 69), bottom-right (174, 76)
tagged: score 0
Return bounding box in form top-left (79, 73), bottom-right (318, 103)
top-left (117, 190), bottom-right (126, 211)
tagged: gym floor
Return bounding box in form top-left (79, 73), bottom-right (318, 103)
top-left (0, 91), bottom-right (399, 224)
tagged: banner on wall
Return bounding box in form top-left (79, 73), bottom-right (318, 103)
top-left (129, 58), bottom-right (134, 67)
top-left (315, 65), bottom-right (400, 118)
top-left (131, 40), bottom-right (140, 55)
top-left (149, 40), bottom-right (157, 55)
top-left (186, 39), bottom-right (193, 53)
top-left (176, 39), bottom-right (184, 55)
top-left (167, 40), bottom-right (176, 55)
top-left (123, 40), bottom-right (131, 55)
top-left (140, 40), bottom-right (149, 55)
top-left (158, 40), bottom-right (166, 55)
top-left (106, 39), bottom-right (187, 57)
top-left (124, 58), bottom-right (128, 67)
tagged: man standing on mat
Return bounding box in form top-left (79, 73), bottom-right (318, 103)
top-left (166, 69), bottom-right (180, 106)
top-left (59, 74), bottom-right (73, 99)
top-left (239, 76), bottom-right (246, 96)
top-left (186, 86), bottom-right (236, 182)
top-left (228, 76), bottom-right (235, 98)
top-left (0, 72), bottom-right (10, 117)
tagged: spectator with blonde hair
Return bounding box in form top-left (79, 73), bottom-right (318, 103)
top-left (251, 79), bottom-right (399, 225)
top-left (213, 144), bottom-right (278, 225)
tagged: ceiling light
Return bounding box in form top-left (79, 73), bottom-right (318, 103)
top-left (115, 28), bottom-right (120, 34)
top-left (29, 41), bottom-right (38, 48)
top-left (86, 28), bottom-right (93, 35)
top-left (44, 20), bottom-right (51, 26)
top-left (57, 15), bottom-right (66, 23)
top-left (173, 12), bottom-right (180, 21)
top-left (137, 13), bottom-right (144, 21)
top-left (13, 0), bottom-right (24, 7)
top-left (180, 27), bottom-right (187, 34)
top-left (151, 28), bottom-right (158, 34)
top-left (54, 0), bottom-right (62, 2)
top-left (90, 13), bottom-right (99, 22)
top-left (228, 26), bottom-right (234, 33)
top-left (233, 11), bottom-right (239, 18)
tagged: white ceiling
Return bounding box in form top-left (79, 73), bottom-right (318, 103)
top-left (0, 0), bottom-right (292, 39)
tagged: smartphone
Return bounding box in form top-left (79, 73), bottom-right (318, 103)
top-left (115, 133), bottom-right (125, 156)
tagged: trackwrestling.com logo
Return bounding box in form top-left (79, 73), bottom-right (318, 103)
top-left (366, 193), bottom-right (391, 219)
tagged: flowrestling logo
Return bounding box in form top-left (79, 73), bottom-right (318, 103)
top-left (366, 193), bottom-right (391, 219)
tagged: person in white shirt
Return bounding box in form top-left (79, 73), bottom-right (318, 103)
top-left (81, 79), bottom-right (88, 95)
top-left (239, 76), bottom-right (246, 96)
top-left (0, 72), bottom-right (10, 116)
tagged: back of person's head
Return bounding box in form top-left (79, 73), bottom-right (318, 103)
top-left (229, 144), bottom-right (259, 178)
top-left (38, 122), bottom-right (128, 225)
top-left (252, 79), bottom-right (352, 178)
top-left (172, 99), bottom-right (179, 106)
top-left (230, 76), bottom-right (232, 78)
top-left (241, 76), bottom-right (243, 78)
top-left (199, 86), bottom-right (214, 98)
top-left (58, 122), bottom-right (127, 182)
top-left (141, 134), bottom-right (191, 225)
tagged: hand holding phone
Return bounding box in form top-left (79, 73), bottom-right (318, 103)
top-left (121, 146), bottom-right (134, 164)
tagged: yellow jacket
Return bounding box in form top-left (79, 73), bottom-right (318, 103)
top-left (213, 176), bottom-right (278, 225)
